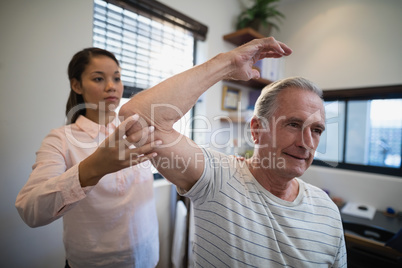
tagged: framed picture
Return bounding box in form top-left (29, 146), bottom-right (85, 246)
top-left (221, 86), bottom-right (241, 111)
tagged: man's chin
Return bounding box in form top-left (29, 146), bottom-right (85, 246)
top-left (281, 163), bottom-right (308, 178)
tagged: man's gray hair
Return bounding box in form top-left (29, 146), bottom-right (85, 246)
top-left (253, 77), bottom-right (323, 127)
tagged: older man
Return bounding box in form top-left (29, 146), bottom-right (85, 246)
top-left (120, 37), bottom-right (347, 267)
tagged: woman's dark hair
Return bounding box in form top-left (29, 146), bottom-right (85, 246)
top-left (66, 47), bottom-right (120, 124)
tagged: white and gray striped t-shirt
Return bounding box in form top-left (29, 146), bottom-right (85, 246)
top-left (180, 148), bottom-right (347, 267)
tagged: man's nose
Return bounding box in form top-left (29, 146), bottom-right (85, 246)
top-left (297, 127), bottom-right (314, 151)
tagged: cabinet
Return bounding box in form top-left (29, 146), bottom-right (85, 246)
top-left (342, 211), bottom-right (402, 267)
top-left (223, 28), bottom-right (273, 89)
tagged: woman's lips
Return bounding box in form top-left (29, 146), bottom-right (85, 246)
top-left (105, 97), bottom-right (118, 101)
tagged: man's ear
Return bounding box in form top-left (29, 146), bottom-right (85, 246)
top-left (71, 78), bottom-right (83, 95)
top-left (250, 116), bottom-right (270, 144)
top-left (250, 117), bottom-right (262, 144)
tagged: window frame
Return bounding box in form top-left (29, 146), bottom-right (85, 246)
top-left (105, 0), bottom-right (208, 41)
top-left (313, 84), bottom-right (402, 177)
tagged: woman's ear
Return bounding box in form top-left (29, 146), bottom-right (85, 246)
top-left (71, 78), bottom-right (83, 95)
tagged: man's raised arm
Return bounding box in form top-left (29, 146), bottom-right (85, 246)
top-left (119, 37), bottom-right (292, 191)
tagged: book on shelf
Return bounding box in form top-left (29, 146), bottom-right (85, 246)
top-left (253, 57), bottom-right (284, 81)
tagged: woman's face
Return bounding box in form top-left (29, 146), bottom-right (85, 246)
top-left (72, 55), bottom-right (123, 116)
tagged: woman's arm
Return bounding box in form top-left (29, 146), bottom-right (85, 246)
top-left (15, 116), bottom-right (159, 227)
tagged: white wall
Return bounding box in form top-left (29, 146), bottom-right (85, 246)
top-left (276, 0), bottom-right (402, 89)
top-left (0, 1), bottom-right (94, 267)
top-left (273, 0), bottom-right (402, 210)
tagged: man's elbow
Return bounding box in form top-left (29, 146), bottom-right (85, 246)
top-left (118, 96), bottom-right (152, 125)
top-left (119, 98), bottom-right (178, 132)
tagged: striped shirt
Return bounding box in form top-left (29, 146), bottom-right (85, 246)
top-left (179, 148), bottom-right (347, 267)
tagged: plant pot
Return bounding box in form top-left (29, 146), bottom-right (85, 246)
top-left (245, 19), bottom-right (272, 36)
top-left (247, 18), bottom-right (262, 32)
top-left (258, 24), bottom-right (272, 37)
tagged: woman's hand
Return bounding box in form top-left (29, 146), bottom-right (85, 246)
top-left (78, 114), bottom-right (161, 187)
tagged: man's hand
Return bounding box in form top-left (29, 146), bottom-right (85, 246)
top-left (224, 36), bottom-right (292, 81)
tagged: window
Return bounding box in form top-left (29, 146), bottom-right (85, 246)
top-left (92, 0), bottom-right (208, 139)
top-left (314, 85), bottom-right (402, 177)
top-left (93, 0), bottom-right (205, 97)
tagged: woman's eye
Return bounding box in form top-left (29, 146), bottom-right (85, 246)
top-left (94, 77), bottom-right (103, 82)
top-left (114, 77), bottom-right (121, 82)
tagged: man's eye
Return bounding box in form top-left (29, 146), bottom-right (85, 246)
top-left (114, 77), bottom-right (121, 82)
top-left (313, 128), bottom-right (323, 135)
top-left (289, 123), bottom-right (299, 128)
top-left (94, 77), bottom-right (103, 82)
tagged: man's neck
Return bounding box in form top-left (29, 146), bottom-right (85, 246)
top-left (246, 158), bottom-right (299, 202)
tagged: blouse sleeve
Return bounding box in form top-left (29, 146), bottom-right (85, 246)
top-left (15, 129), bottom-right (93, 227)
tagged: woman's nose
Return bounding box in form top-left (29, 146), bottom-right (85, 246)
top-left (106, 79), bottom-right (116, 92)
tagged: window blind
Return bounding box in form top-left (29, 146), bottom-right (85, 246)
top-left (93, 0), bottom-right (197, 97)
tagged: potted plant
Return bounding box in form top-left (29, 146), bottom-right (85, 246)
top-left (236, 0), bottom-right (285, 35)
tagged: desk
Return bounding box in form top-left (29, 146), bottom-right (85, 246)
top-left (342, 211), bottom-right (402, 268)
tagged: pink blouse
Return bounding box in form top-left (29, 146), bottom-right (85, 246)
top-left (15, 115), bottom-right (159, 267)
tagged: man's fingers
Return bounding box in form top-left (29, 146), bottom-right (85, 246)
top-left (278, 41), bottom-right (293, 55)
top-left (258, 37), bottom-right (292, 57)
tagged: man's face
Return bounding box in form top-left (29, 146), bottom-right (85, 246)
top-left (254, 87), bottom-right (326, 179)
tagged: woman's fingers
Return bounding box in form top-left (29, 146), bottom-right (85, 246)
top-left (125, 125), bottom-right (155, 146)
top-left (125, 114), bottom-right (149, 137)
top-left (124, 140), bottom-right (162, 165)
top-left (107, 114), bottom-right (154, 148)
top-left (116, 114), bottom-right (141, 140)
top-left (129, 151), bottom-right (158, 166)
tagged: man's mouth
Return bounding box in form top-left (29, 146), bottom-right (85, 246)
top-left (283, 152), bottom-right (308, 160)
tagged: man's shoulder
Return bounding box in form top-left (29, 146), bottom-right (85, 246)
top-left (299, 179), bottom-right (341, 213)
top-left (299, 179), bottom-right (337, 203)
top-left (202, 147), bottom-right (235, 163)
top-left (299, 179), bottom-right (327, 195)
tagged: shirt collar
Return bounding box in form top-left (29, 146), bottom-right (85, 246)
top-left (75, 115), bottom-right (120, 139)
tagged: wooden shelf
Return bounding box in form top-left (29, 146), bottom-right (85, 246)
top-left (223, 28), bottom-right (265, 46)
top-left (218, 116), bottom-right (247, 124)
top-left (224, 77), bottom-right (272, 89)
